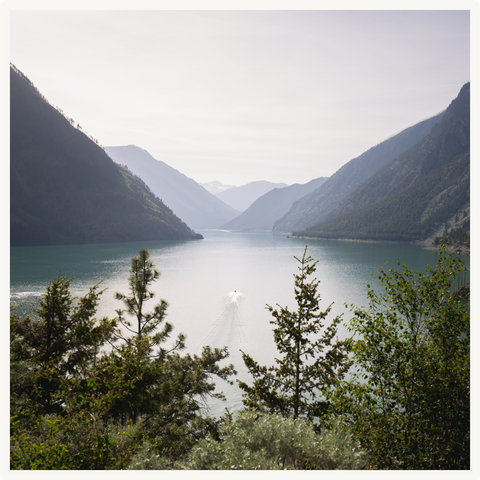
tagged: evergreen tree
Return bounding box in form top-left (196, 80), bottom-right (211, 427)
top-left (11, 275), bottom-right (116, 414)
top-left (238, 246), bottom-right (349, 428)
top-left (114, 248), bottom-right (185, 358)
top-left (11, 250), bottom-right (237, 467)
top-left (110, 248), bottom-right (236, 459)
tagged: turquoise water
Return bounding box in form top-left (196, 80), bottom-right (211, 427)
top-left (10, 230), bottom-right (469, 415)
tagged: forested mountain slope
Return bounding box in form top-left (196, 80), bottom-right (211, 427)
top-left (10, 66), bottom-right (202, 247)
top-left (295, 83), bottom-right (470, 242)
top-left (272, 110), bottom-right (444, 234)
top-left (104, 145), bottom-right (240, 229)
top-left (221, 177), bottom-right (327, 231)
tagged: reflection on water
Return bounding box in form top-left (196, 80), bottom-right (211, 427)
top-left (202, 291), bottom-right (245, 351)
top-left (201, 290), bottom-right (250, 416)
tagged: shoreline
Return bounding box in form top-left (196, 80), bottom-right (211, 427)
top-left (286, 235), bottom-right (470, 254)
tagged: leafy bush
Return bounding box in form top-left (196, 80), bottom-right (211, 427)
top-left (330, 247), bottom-right (470, 469)
top-left (10, 413), bottom-right (142, 470)
top-left (125, 441), bottom-right (175, 470)
top-left (170, 410), bottom-right (365, 470)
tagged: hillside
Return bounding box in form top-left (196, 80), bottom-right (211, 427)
top-left (216, 181), bottom-right (288, 212)
top-left (104, 145), bottom-right (240, 229)
top-left (10, 65), bottom-right (202, 247)
top-left (272, 111), bottom-right (444, 234)
top-left (221, 177), bottom-right (328, 231)
top-left (295, 83), bottom-right (470, 242)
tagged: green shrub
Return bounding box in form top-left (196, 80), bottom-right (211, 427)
top-left (125, 441), bottom-right (175, 470)
top-left (10, 413), bottom-right (142, 470)
top-left (170, 410), bottom-right (365, 470)
top-left (330, 247), bottom-right (470, 469)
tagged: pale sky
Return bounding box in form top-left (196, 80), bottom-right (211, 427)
top-left (6, 2), bottom-right (474, 186)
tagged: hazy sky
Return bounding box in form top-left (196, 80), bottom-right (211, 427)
top-left (8, 4), bottom-right (472, 186)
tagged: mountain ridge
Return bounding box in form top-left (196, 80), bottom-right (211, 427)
top-left (200, 180), bottom-right (237, 195)
top-left (216, 180), bottom-right (289, 212)
top-left (221, 177), bottom-right (328, 232)
top-left (272, 110), bottom-right (445, 234)
top-left (10, 66), bottom-right (202, 247)
top-left (294, 83), bottom-right (470, 242)
top-left (104, 145), bottom-right (240, 229)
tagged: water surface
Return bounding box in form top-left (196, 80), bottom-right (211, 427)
top-left (10, 230), bottom-right (469, 415)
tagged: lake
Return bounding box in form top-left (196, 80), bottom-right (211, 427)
top-left (10, 230), bottom-right (470, 417)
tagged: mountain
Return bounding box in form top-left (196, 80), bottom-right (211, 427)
top-left (200, 180), bottom-right (237, 195)
top-left (10, 65), bottom-right (202, 247)
top-left (216, 181), bottom-right (289, 212)
top-left (104, 146), bottom-right (240, 229)
top-left (272, 111), bottom-right (445, 234)
top-left (220, 177), bottom-right (328, 232)
top-left (294, 83), bottom-right (470, 242)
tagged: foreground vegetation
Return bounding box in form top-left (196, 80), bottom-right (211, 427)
top-left (10, 246), bottom-right (469, 469)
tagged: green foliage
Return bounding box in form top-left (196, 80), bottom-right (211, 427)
top-left (114, 248), bottom-right (185, 357)
top-left (132, 345), bottom-right (236, 459)
top-left (11, 413), bottom-right (142, 470)
top-left (11, 243), bottom-right (470, 470)
top-left (125, 441), bottom-right (173, 470)
top-left (10, 249), bottom-right (236, 469)
top-left (238, 246), bottom-right (349, 427)
top-left (11, 342), bottom-right (146, 469)
top-left (107, 249), bottom-right (236, 458)
top-left (170, 410), bottom-right (365, 470)
top-left (11, 276), bottom-right (116, 415)
top-left (329, 247), bottom-right (470, 469)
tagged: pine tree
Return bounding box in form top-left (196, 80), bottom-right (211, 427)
top-left (114, 248), bottom-right (185, 358)
top-left (11, 251), bottom-right (237, 467)
top-left (110, 249), bottom-right (236, 457)
top-left (11, 275), bottom-right (116, 414)
top-left (238, 246), bottom-right (349, 428)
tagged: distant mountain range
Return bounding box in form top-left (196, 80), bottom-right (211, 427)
top-left (10, 65), bottom-right (202, 247)
top-left (200, 180), bottom-right (237, 195)
top-left (221, 177), bottom-right (327, 232)
top-left (10, 62), bottom-right (469, 247)
top-left (216, 181), bottom-right (288, 212)
top-left (290, 83), bottom-right (470, 242)
top-left (273, 111), bottom-right (445, 234)
top-left (104, 146), bottom-right (239, 229)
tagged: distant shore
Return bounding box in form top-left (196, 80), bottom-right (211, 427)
top-left (419, 242), bottom-right (470, 254)
top-left (287, 235), bottom-right (470, 254)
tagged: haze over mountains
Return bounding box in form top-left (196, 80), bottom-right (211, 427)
top-left (220, 83), bottom-right (469, 243)
top-left (221, 177), bottom-right (327, 232)
top-left (104, 145), bottom-right (240, 229)
top-left (10, 62), bottom-right (469, 248)
top-left (10, 65), bottom-right (202, 247)
top-left (291, 83), bottom-right (470, 242)
top-left (272, 111), bottom-right (446, 234)
top-left (200, 181), bottom-right (236, 196)
top-left (215, 181), bottom-right (288, 212)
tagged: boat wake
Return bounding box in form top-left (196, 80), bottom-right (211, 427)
top-left (201, 291), bottom-right (245, 350)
